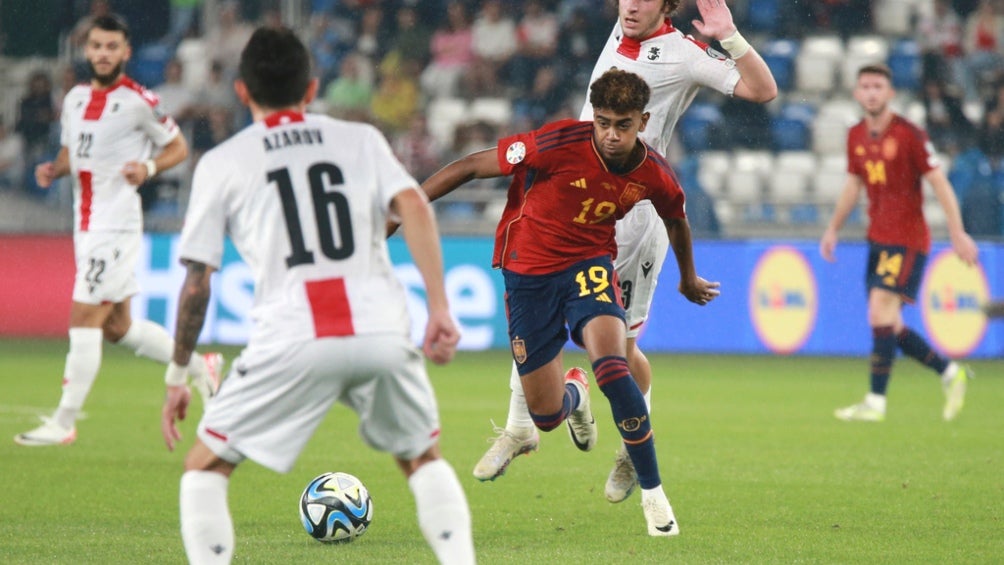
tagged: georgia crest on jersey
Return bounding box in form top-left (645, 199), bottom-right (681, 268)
top-left (60, 76), bottom-right (179, 233)
top-left (179, 111), bottom-right (420, 346)
top-left (580, 19), bottom-right (740, 156)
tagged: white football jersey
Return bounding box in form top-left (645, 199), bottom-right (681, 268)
top-left (180, 111), bottom-right (419, 346)
top-left (580, 20), bottom-right (741, 156)
top-left (60, 76), bottom-right (179, 232)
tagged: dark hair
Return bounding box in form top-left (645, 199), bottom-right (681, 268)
top-left (858, 63), bottom-right (892, 81)
top-left (88, 14), bottom-right (130, 41)
top-left (239, 26), bottom-right (311, 108)
top-left (589, 69), bottom-right (650, 114)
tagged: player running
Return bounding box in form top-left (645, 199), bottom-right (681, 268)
top-left (420, 68), bottom-right (720, 536)
top-left (15, 14), bottom-right (221, 447)
top-left (473, 0), bottom-right (777, 504)
top-left (161, 26), bottom-right (474, 564)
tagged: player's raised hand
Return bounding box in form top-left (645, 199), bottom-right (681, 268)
top-left (121, 160), bottom-right (149, 186)
top-left (692, 0), bottom-right (737, 40)
top-left (951, 231), bottom-right (979, 266)
top-left (680, 275), bottom-right (721, 306)
top-left (423, 308), bottom-right (460, 365)
top-left (161, 384), bottom-right (191, 451)
top-left (35, 161), bottom-right (56, 188)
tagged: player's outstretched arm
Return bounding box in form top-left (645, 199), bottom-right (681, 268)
top-left (420, 148), bottom-right (503, 202)
top-left (664, 216), bottom-right (720, 305)
top-left (820, 175), bottom-right (864, 263)
top-left (925, 167), bottom-right (979, 265)
top-left (692, 0), bottom-right (777, 103)
top-left (162, 259), bottom-right (216, 451)
top-left (123, 134), bottom-right (190, 186)
top-left (393, 187), bottom-right (460, 364)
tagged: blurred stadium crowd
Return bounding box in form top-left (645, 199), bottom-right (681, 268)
top-left (1, 0), bottom-right (1004, 238)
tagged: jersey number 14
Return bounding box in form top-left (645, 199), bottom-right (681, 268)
top-left (269, 163), bottom-right (355, 268)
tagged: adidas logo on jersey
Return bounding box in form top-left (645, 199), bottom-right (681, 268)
top-left (569, 178), bottom-right (587, 189)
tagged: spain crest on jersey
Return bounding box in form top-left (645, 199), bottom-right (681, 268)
top-left (619, 182), bottom-right (645, 208)
top-left (511, 338), bottom-right (527, 364)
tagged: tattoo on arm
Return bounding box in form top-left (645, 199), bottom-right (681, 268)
top-left (173, 262), bottom-right (212, 365)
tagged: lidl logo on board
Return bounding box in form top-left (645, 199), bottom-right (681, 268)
top-left (749, 246), bottom-right (817, 354)
top-left (921, 249), bottom-right (988, 357)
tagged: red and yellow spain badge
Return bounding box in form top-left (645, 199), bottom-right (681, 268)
top-left (511, 338), bottom-right (527, 364)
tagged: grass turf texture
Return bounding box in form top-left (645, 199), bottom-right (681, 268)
top-left (1, 339), bottom-right (1001, 564)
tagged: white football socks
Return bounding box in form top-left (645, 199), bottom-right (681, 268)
top-left (505, 361), bottom-right (534, 433)
top-left (53, 327), bottom-right (103, 429)
top-left (118, 319), bottom-right (209, 379)
top-left (118, 319), bottom-right (173, 363)
top-left (180, 471), bottom-right (233, 564)
top-left (408, 459), bottom-right (475, 565)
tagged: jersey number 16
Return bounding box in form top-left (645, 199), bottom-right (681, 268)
top-left (269, 163), bottom-right (355, 268)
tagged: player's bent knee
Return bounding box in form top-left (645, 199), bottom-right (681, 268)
top-left (184, 439), bottom-right (236, 476)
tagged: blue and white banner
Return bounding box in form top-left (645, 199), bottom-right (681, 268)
top-left (133, 234), bottom-right (1004, 358)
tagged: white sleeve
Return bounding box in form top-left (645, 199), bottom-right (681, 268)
top-left (137, 96), bottom-right (181, 147)
top-left (179, 153), bottom-right (227, 269)
top-left (367, 125), bottom-right (420, 213)
top-left (686, 42), bottom-right (741, 96)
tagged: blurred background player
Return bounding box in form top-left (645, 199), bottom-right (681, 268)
top-left (820, 63), bottom-right (979, 423)
top-left (160, 26), bottom-right (474, 564)
top-left (14, 14), bottom-right (220, 447)
top-left (419, 68), bottom-right (721, 536)
top-left (472, 0), bottom-right (777, 505)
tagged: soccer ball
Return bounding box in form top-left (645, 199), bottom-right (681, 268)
top-left (299, 472), bottom-right (373, 543)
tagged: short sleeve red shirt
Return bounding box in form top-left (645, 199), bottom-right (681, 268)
top-left (846, 114), bottom-right (939, 252)
top-left (491, 119), bottom-right (686, 274)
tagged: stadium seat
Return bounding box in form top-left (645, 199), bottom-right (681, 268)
top-left (771, 103), bottom-right (816, 152)
top-left (767, 169), bottom-right (816, 224)
top-left (812, 100), bottom-right (859, 154)
top-left (128, 44), bottom-right (172, 88)
top-left (888, 39), bottom-right (921, 92)
top-left (761, 39), bottom-right (799, 91)
top-left (841, 36), bottom-right (890, 90)
top-left (874, 0), bottom-right (920, 36)
top-left (678, 102), bottom-right (723, 152)
top-left (776, 150), bottom-right (818, 175)
top-left (747, 0), bottom-right (780, 33)
top-left (426, 97), bottom-right (469, 148)
top-left (469, 97), bottom-right (513, 126)
top-left (697, 150), bottom-right (731, 199)
top-left (796, 35), bottom-right (843, 94)
top-left (727, 150), bottom-right (774, 221)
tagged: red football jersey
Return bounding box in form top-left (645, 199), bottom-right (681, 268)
top-left (492, 119), bottom-right (686, 275)
top-left (846, 114), bottom-right (939, 252)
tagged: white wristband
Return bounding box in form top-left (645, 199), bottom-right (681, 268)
top-left (719, 30), bottom-right (751, 60)
top-left (165, 361), bottom-right (188, 387)
top-left (144, 159), bottom-right (158, 178)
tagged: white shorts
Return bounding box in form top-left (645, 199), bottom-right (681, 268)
top-left (197, 334), bottom-right (441, 474)
top-left (614, 202), bottom-right (670, 338)
top-left (71, 230), bottom-right (141, 305)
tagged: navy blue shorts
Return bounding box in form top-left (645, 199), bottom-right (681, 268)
top-left (865, 242), bottom-right (927, 303)
top-left (503, 255), bottom-right (624, 376)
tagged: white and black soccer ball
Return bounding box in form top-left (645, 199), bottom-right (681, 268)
top-left (299, 472), bottom-right (373, 543)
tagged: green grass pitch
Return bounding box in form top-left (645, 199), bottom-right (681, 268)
top-left (1, 339), bottom-right (1002, 564)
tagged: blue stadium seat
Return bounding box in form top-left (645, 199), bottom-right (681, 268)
top-left (761, 39), bottom-right (799, 91)
top-left (887, 39), bottom-right (921, 92)
top-left (747, 0), bottom-right (780, 33)
top-left (128, 43), bottom-right (172, 88)
top-left (678, 102), bottom-right (723, 152)
top-left (771, 103), bottom-right (816, 151)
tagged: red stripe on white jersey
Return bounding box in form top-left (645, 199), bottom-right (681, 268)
top-left (305, 277), bottom-right (355, 337)
top-left (264, 110), bottom-right (306, 128)
top-left (78, 170), bottom-right (93, 231)
top-left (205, 427), bottom-right (228, 441)
top-left (83, 90), bottom-right (107, 121)
top-left (616, 19), bottom-right (674, 59)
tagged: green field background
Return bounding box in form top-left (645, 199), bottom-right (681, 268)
top-left (1, 340), bottom-right (1001, 564)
